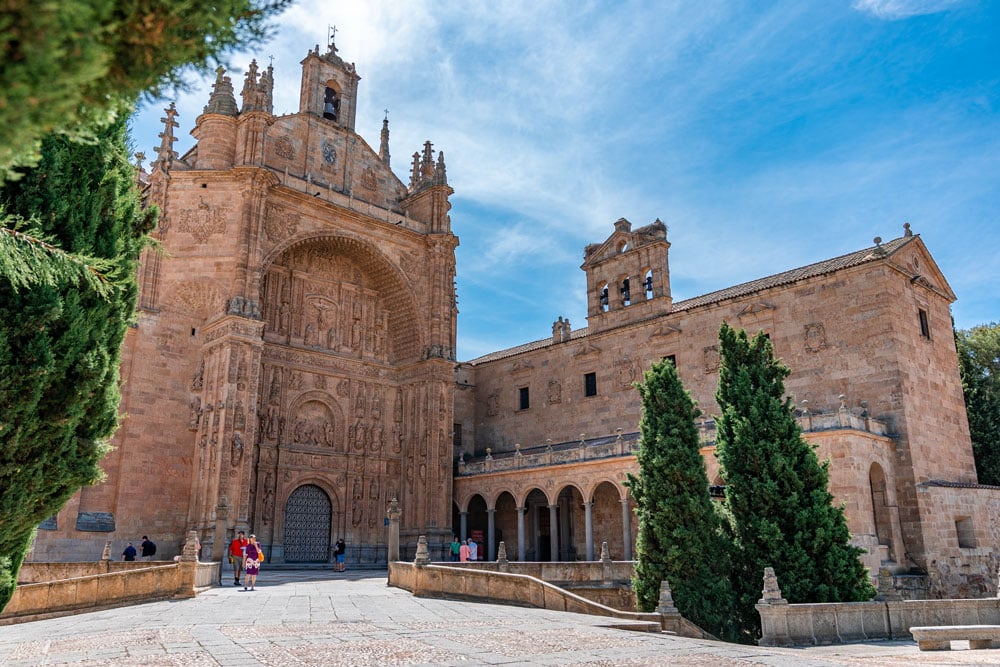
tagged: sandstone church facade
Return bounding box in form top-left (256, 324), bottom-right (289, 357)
top-left (31, 43), bottom-right (999, 598)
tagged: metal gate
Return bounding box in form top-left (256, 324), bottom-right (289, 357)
top-left (283, 484), bottom-right (331, 562)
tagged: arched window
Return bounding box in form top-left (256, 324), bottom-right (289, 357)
top-left (620, 277), bottom-right (631, 306)
top-left (644, 269), bottom-right (653, 298)
top-left (599, 283), bottom-right (609, 312)
top-left (323, 86), bottom-right (340, 121)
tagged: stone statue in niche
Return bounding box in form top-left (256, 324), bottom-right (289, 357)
top-left (278, 301), bottom-right (291, 333)
top-left (191, 361), bottom-right (204, 390)
top-left (303, 323), bottom-right (317, 346)
top-left (288, 371), bottom-right (303, 390)
top-left (351, 478), bottom-right (363, 527)
top-left (231, 432), bottom-right (244, 466)
top-left (189, 396), bottom-right (202, 428)
top-left (336, 379), bottom-right (350, 398)
top-left (324, 420), bottom-right (335, 447)
top-left (233, 404), bottom-right (245, 431)
top-left (262, 474), bottom-right (274, 525)
top-left (371, 391), bottom-right (382, 421)
top-left (264, 404), bottom-right (280, 439)
top-left (268, 368), bottom-right (282, 403)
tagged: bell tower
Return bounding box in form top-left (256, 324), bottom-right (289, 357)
top-left (298, 37), bottom-right (360, 130)
top-left (581, 217), bottom-right (672, 333)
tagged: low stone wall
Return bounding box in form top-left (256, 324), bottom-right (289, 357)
top-left (758, 597), bottom-right (1000, 646)
top-left (18, 561), bottom-right (176, 584)
top-left (433, 560), bottom-right (636, 611)
top-left (388, 561), bottom-right (711, 639)
top-left (1, 560), bottom-right (221, 625)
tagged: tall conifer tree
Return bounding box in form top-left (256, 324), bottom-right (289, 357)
top-left (715, 322), bottom-right (874, 638)
top-left (955, 323), bottom-right (1000, 486)
top-left (627, 359), bottom-right (737, 641)
top-left (0, 109), bottom-right (154, 611)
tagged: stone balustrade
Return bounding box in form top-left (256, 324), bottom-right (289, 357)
top-left (457, 408), bottom-right (888, 475)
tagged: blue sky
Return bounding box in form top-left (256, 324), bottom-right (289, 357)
top-left (132, 0), bottom-right (999, 361)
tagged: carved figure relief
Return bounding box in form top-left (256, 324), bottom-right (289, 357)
top-left (291, 400), bottom-right (335, 447)
top-left (176, 198), bottom-right (229, 242)
top-left (804, 323), bottom-right (827, 353)
top-left (321, 140), bottom-right (337, 165)
top-left (189, 396), bottom-right (202, 429)
top-left (351, 478), bottom-right (363, 527)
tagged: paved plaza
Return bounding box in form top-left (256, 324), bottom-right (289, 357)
top-left (0, 570), bottom-right (996, 666)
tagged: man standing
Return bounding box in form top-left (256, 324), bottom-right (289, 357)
top-left (228, 530), bottom-right (249, 586)
top-left (140, 535), bottom-right (156, 561)
top-left (468, 538), bottom-right (478, 562)
top-left (121, 542), bottom-right (137, 561)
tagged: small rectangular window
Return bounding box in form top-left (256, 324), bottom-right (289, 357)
top-left (919, 309), bottom-right (930, 338)
top-left (584, 372), bottom-right (597, 397)
top-left (956, 516), bottom-right (975, 548)
top-left (663, 355), bottom-right (676, 366)
top-left (518, 387), bottom-right (530, 410)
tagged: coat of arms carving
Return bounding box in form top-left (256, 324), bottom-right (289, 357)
top-left (177, 198), bottom-right (229, 242)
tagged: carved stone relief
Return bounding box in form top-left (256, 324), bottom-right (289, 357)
top-left (703, 346), bottom-right (719, 373)
top-left (176, 198), bottom-right (230, 242)
top-left (272, 135), bottom-right (295, 159)
top-left (263, 205), bottom-right (300, 243)
top-left (804, 323), bottom-right (828, 353)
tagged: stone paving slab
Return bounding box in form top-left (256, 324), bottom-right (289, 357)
top-left (0, 570), bottom-right (996, 666)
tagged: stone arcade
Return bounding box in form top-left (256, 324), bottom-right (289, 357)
top-left (30, 42), bottom-right (1000, 598)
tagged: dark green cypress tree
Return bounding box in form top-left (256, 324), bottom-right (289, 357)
top-left (0, 108), bottom-right (155, 611)
top-left (626, 359), bottom-right (738, 641)
top-left (955, 323), bottom-right (1000, 486)
top-left (715, 322), bottom-right (875, 639)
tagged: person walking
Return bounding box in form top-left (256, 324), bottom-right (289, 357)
top-left (449, 536), bottom-right (461, 562)
top-left (121, 542), bottom-right (137, 561)
top-left (459, 539), bottom-right (470, 563)
top-left (334, 538), bottom-right (346, 572)
top-left (228, 530), bottom-right (248, 586)
top-left (243, 534), bottom-right (262, 591)
top-left (140, 535), bottom-right (156, 561)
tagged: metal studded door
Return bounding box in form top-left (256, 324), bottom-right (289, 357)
top-left (283, 484), bottom-right (331, 562)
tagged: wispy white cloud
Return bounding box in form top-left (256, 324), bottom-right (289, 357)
top-left (852, 0), bottom-right (963, 20)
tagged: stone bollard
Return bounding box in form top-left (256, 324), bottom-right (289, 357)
top-left (600, 541), bottom-right (611, 563)
top-left (496, 541), bottom-right (509, 572)
top-left (101, 539), bottom-right (112, 561)
top-left (655, 579), bottom-right (679, 614)
top-left (655, 578), bottom-right (681, 633)
top-left (414, 535), bottom-right (430, 567)
top-left (174, 531), bottom-right (201, 599)
top-left (756, 566), bottom-right (790, 647)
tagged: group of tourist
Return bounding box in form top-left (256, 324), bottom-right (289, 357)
top-left (449, 536), bottom-right (479, 562)
top-left (121, 535), bottom-right (157, 562)
top-left (228, 531), bottom-right (263, 590)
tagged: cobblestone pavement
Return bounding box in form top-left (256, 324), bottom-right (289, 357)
top-left (1, 570), bottom-right (996, 666)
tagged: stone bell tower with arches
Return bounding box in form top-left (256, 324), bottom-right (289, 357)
top-left (31, 35), bottom-right (459, 565)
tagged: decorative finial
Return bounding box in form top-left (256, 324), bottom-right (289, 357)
top-left (903, 222), bottom-right (912, 237)
top-left (873, 236), bottom-right (882, 246)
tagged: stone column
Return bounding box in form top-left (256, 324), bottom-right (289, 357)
top-left (584, 501), bottom-right (594, 561)
top-left (387, 496), bottom-right (401, 562)
top-left (487, 508), bottom-right (496, 561)
top-left (620, 497), bottom-right (632, 560)
top-left (548, 504), bottom-right (559, 562)
top-left (459, 511), bottom-right (467, 541)
top-left (517, 506), bottom-right (526, 561)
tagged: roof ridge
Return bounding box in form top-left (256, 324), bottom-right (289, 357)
top-left (464, 235), bottom-right (917, 365)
